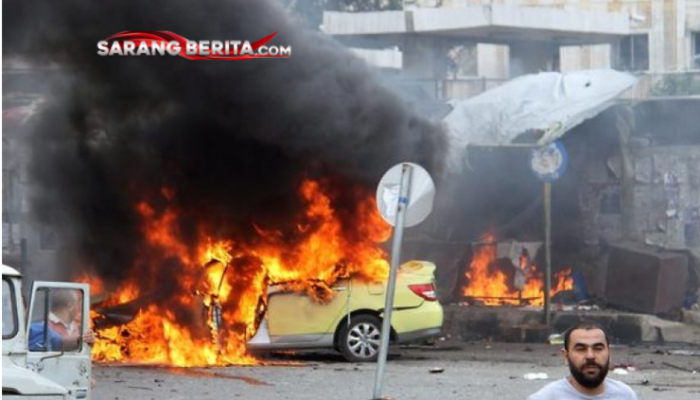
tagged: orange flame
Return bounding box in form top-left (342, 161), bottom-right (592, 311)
top-left (86, 178), bottom-right (391, 366)
top-left (462, 234), bottom-right (573, 306)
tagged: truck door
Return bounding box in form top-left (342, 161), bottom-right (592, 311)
top-left (25, 282), bottom-right (92, 400)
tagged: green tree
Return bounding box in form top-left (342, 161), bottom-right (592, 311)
top-left (651, 73), bottom-right (700, 97)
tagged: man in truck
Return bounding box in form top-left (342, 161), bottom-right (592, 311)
top-left (4, 264), bottom-right (94, 399)
top-left (29, 289), bottom-right (95, 351)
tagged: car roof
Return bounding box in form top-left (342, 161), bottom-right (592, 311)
top-left (2, 264), bottom-right (21, 277)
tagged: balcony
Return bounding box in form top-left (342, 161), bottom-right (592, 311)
top-left (323, 4), bottom-right (629, 46)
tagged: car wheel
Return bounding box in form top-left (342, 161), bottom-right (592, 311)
top-left (338, 314), bottom-right (382, 362)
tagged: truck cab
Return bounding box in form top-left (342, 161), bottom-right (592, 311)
top-left (2, 264), bottom-right (92, 400)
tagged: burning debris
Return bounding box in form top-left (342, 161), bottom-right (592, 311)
top-left (4, 0), bottom-right (446, 366)
top-left (84, 178), bottom-right (394, 366)
top-left (461, 234), bottom-right (573, 306)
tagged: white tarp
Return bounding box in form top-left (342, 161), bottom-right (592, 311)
top-left (443, 69), bottom-right (638, 173)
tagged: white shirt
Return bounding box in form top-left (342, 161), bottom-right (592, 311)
top-left (527, 377), bottom-right (638, 400)
top-left (49, 312), bottom-right (78, 337)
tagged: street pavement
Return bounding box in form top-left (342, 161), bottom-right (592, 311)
top-left (91, 341), bottom-right (700, 400)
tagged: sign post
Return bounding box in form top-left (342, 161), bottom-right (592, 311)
top-left (529, 141), bottom-right (567, 327)
top-left (543, 181), bottom-right (552, 326)
top-left (372, 162), bottom-right (435, 400)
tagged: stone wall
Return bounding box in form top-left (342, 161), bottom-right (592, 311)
top-left (579, 146), bottom-right (700, 254)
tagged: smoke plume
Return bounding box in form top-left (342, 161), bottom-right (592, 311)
top-left (3, 0), bottom-right (446, 281)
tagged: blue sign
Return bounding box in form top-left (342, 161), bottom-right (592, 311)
top-left (530, 141), bottom-right (568, 182)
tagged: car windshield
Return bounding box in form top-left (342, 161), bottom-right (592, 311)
top-left (3, 278), bottom-right (18, 338)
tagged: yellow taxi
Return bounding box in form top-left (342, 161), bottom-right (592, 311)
top-left (247, 260), bottom-right (443, 362)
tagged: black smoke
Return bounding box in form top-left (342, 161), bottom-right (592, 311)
top-left (3, 0), bottom-right (446, 281)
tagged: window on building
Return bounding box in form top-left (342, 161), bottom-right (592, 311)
top-left (614, 34), bottom-right (649, 71)
top-left (692, 32), bottom-right (700, 69)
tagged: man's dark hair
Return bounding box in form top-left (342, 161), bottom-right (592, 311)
top-left (563, 320), bottom-right (611, 350)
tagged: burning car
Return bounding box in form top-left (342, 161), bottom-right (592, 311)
top-left (247, 260), bottom-right (443, 362)
top-left (84, 180), bottom-right (432, 367)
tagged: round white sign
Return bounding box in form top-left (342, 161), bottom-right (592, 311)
top-left (529, 141), bottom-right (568, 182)
top-left (376, 162), bottom-right (435, 227)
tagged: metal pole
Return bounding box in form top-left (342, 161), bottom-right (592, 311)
top-left (20, 238), bottom-right (30, 299)
top-left (544, 182), bottom-right (552, 327)
top-left (372, 163), bottom-right (412, 400)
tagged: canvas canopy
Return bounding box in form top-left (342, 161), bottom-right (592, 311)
top-left (443, 69), bottom-right (638, 173)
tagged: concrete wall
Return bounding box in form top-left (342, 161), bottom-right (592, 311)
top-left (560, 44), bottom-right (611, 72)
top-left (416, 1), bottom-right (699, 76)
top-left (579, 145), bottom-right (700, 256)
top-left (477, 44), bottom-right (509, 79)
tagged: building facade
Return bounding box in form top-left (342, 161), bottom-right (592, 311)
top-left (323, 0), bottom-right (700, 100)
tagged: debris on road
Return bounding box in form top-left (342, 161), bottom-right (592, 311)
top-left (523, 373), bottom-right (548, 380)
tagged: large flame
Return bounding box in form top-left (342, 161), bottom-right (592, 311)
top-left (85, 178), bottom-right (391, 367)
top-left (462, 234), bottom-right (573, 306)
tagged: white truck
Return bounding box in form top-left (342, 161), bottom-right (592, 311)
top-left (2, 264), bottom-right (92, 400)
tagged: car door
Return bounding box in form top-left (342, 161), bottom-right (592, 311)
top-left (25, 282), bottom-right (91, 400)
top-left (267, 279), bottom-right (350, 342)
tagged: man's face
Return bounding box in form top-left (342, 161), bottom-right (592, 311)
top-left (563, 328), bottom-right (610, 389)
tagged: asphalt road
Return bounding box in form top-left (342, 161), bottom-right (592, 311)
top-left (91, 341), bottom-right (700, 400)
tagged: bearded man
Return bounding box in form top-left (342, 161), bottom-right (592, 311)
top-left (527, 321), bottom-right (638, 400)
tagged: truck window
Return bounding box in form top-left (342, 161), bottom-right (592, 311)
top-left (2, 278), bottom-right (18, 338)
top-left (28, 288), bottom-right (86, 352)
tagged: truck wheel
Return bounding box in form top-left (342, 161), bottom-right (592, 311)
top-left (338, 314), bottom-right (382, 362)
